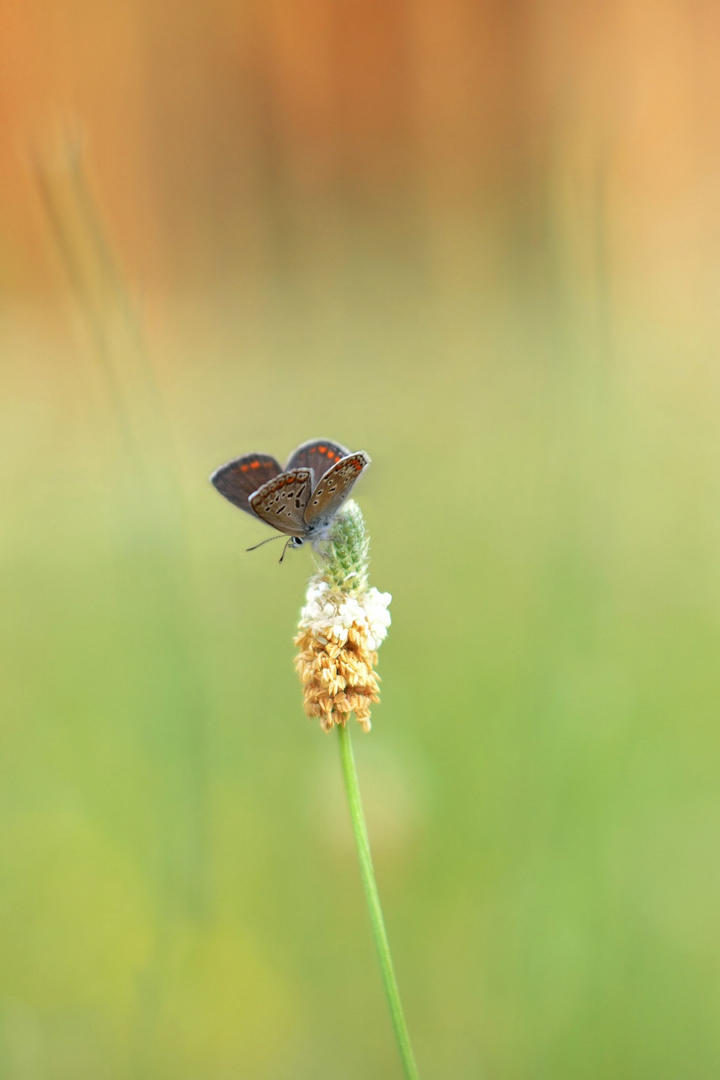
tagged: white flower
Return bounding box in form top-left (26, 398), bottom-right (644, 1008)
top-left (295, 500), bottom-right (390, 733)
top-left (299, 581), bottom-right (392, 652)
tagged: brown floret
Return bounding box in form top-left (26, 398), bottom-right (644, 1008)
top-left (294, 623), bottom-right (381, 733)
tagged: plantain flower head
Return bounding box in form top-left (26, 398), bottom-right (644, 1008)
top-left (294, 500), bottom-right (391, 732)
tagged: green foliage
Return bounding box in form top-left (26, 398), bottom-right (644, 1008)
top-left (3, 259), bottom-right (719, 1079)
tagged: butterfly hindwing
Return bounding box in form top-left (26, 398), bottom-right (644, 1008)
top-left (249, 468), bottom-right (313, 536)
top-left (304, 452), bottom-right (370, 527)
top-left (211, 453), bottom-right (282, 513)
top-left (285, 438), bottom-right (350, 484)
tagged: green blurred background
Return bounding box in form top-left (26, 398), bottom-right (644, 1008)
top-left (3, 3), bottom-right (720, 1077)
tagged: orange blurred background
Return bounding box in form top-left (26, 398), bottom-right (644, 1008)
top-left (5, 0), bottom-right (720, 310)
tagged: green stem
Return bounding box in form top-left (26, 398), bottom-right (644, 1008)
top-left (336, 723), bottom-right (420, 1080)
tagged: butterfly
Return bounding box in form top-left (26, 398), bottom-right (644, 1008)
top-left (210, 438), bottom-right (370, 559)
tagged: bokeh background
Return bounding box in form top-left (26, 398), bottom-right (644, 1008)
top-left (3, 3), bottom-right (720, 1077)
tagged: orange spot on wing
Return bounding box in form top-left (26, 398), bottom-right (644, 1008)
top-left (240, 464), bottom-right (249, 472)
top-left (318, 445), bottom-right (327, 453)
top-left (250, 460), bottom-right (261, 469)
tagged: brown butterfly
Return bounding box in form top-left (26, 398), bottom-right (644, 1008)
top-left (211, 438), bottom-right (370, 559)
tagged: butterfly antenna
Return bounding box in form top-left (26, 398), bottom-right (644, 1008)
top-left (246, 534), bottom-right (284, 553)
top-left (278, 538), bottom-right (294, 564)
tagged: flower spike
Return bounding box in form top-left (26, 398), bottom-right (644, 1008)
top-left (294, 500), bottom-right (391, 732)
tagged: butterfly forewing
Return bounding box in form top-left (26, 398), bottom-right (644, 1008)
top-left (211, 453), bottom-right (282, 513)
top-left (249, 469), bottom-right (313, 536)
top-left (304, 452), bottom-right (370, 527)
top-left (285, 438), bottom-right (350, 483)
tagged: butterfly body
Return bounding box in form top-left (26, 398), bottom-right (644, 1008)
top-left (211, 439), bottom-right (370, 553)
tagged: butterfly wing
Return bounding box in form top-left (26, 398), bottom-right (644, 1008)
top-left (211, 453), bottom-right (282, 513)
top-left (249, 468), bottom-right (313, 536)
top-left (304, 452), bottom-right (370, 527)
top-left (285, 439), bottom-right (350, 484)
